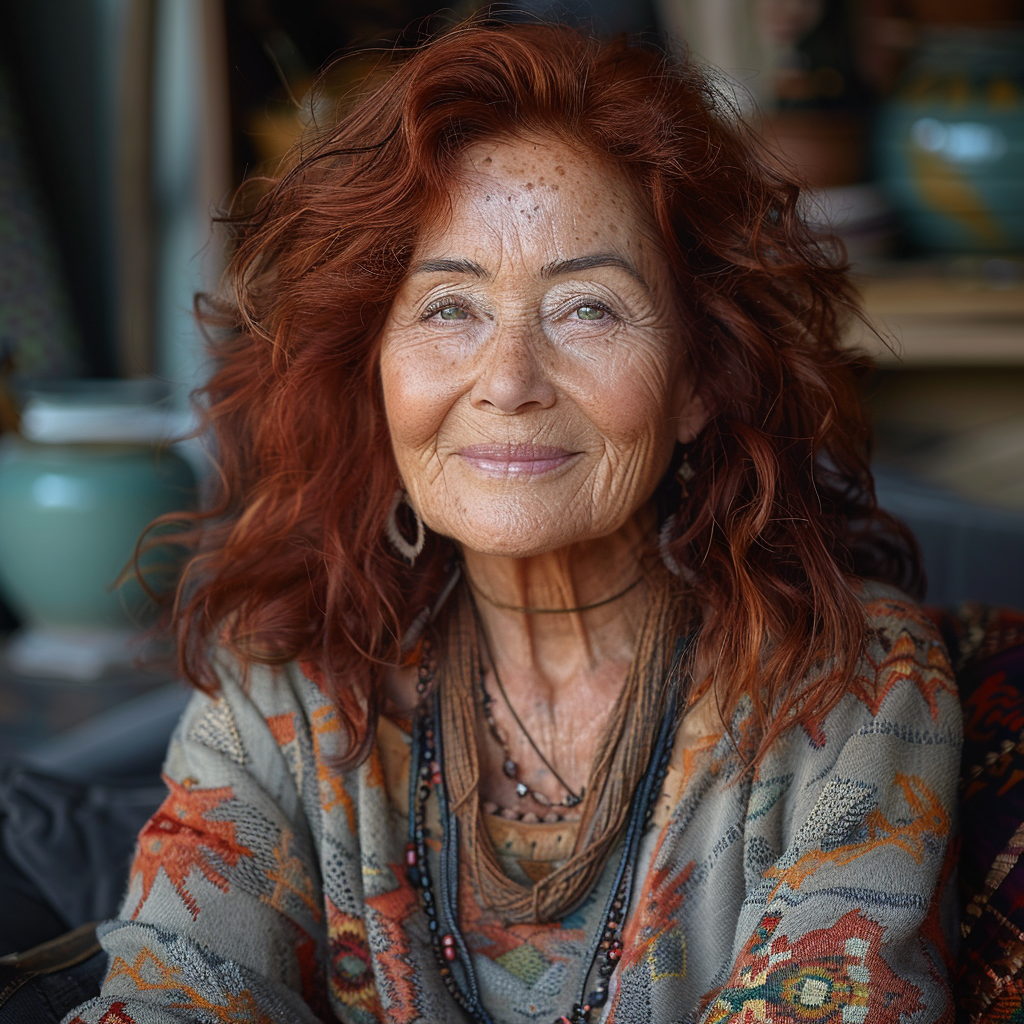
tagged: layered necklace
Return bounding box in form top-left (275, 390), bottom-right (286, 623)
top-left (476, 605), bottom-right (584, 812)
top-left (405, 599), bottom-right (691, 1024)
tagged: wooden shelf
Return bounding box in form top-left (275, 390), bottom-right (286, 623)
top-left (847, 272), bottom-right (1024, 366)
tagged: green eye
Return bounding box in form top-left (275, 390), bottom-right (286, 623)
top-left (576, 305), bottom-right (605, 320)
top-left (439, 305), bottom-right (468, 321)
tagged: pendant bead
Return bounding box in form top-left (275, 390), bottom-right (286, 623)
top-left (515, 782), bottom-right (530, 798)
top-left (503, 759), bottom-right (518, 778)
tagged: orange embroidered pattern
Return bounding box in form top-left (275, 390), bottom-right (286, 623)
top-left (130, 775), bottom-right (253, 920)
top-left (311, 704), bottom-right (357, 832)
top-left (763, 773), bottom-right (949, 900)
top-left (853, 601), bottom-right (956, 722)
top-left (325, 898), bottom-right (384, 1020)
top-left (363, 863), bottom-right (423, 1022)
top-left (108, 948), bottom-right (275, 1024)
top-left (262, 828), bottom-right (321, 921)
top-left (702, 910), bottom-right (922, 1024)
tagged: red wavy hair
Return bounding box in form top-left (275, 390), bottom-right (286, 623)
top-left (164, 20), bottom-right (921, 768)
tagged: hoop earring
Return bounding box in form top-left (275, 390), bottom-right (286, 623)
top-left (386, 489), bottom-right (426, 565)
top-left (659, 513), bottom-right (696, 583)
top-left (659, 513), bottom-right (683, 577)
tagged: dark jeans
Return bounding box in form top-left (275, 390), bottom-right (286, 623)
top-left (0, 767), bottom-right (165, 1023)
top-left (0, 766), bottom-right (164, 955)
top-left (0, 950), bottom-right (106, 1024)
top-left (0, 844), bottom-right (67, 958)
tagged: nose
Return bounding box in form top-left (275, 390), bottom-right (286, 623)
top-left (469, 324), bottom-right (557, 414)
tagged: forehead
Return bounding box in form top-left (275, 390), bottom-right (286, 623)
top-left (416, 135), bottom-right (656, 260)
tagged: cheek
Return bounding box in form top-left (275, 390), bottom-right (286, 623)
top-left (380, 346), bottom-right (459, 454)
top-left (571, 344), bottom-right (677, 451)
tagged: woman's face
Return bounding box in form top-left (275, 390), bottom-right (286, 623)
top-left (379, 136), bottom-right (704, 558)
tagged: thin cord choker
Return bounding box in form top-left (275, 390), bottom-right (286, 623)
top-left (465, 572), bottom-right (644, 615)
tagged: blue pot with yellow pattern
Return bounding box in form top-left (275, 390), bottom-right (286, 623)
top-left (876, 27), bottom-right (1024, 253)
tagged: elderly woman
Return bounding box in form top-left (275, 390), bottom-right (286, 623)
top-left (69, 20), bottom-right (958, 1024)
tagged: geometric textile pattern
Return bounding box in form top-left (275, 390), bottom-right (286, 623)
top-left (930, 605), bottom-right (1024, 1023)
top-left (63, 582), bottom-right (961, 1023)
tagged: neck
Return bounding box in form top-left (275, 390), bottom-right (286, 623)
top-left (461, 511), bottom-right (655, 689)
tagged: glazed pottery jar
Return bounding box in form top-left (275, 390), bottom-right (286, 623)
top-left (876, 27), bottom-right (1024, 253)
top-left (0, 382), bottom-right (195, 676)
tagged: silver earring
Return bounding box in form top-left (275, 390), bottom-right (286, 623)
top-left (659, 513), bottom-right (695, 582)
top-left (386, 489), bottom-right (426, 565)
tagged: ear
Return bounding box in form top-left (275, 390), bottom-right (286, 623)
top-left (675, 389), bottom-right (709, 445)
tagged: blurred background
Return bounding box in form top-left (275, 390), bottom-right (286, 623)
top-left (0, 0), bottom-right (1022, 760)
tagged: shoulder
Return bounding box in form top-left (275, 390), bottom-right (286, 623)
top-left (851, 579), bottom-right (959, 730)
top-left (744, 583), bottom-right (961, 869)
top-left (764, 580), bottom-right (962, 778)
top-left (168, 654), bottom-right (343, 790)
top-left (857, 578), bottom-right (944, 653)
top-left (744, 581), bottom-right (961, 786)
top-left (179, 654), bottom-right (332, 744)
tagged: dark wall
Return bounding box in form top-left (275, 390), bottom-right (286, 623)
top-left (1, 0), bottom-right (119, 376)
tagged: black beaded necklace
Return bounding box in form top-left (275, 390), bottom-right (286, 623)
top-left (405, 637), bottom-right (685, 1024)
top-left (479, 654), bottom-right (584, 810)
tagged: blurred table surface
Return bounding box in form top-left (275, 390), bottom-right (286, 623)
top-left (849, 263), bottom-right (1024, 366)
top-left (0, 650), bottom-right (174, 760)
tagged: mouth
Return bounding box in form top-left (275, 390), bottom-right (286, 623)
top-left (457, 444), bottom-right (580, 477)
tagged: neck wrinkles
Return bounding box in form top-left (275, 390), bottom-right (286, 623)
top-left (460, 509), bottom-right (655, 684)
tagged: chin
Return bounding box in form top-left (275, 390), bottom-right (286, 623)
top-left (437, 500), bottom-right (619, 559)
top-left (458, 532), bottom-right (567, 559)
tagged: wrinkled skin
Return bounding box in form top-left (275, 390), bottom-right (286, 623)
top-left (379, 137), bottom-right (705, 815)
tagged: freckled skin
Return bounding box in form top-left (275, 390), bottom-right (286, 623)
top-left (379, 137), bottom-right (707, 811)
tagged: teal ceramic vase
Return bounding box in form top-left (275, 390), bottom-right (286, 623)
top-left (876, 27), bottom-right (1024, 253)
top-left (0, 438), bottom-right (196, 629)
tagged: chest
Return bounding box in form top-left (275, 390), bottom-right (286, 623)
top-left (309, 708), bottom-right (788, 1024)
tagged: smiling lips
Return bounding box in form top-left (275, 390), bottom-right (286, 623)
top-left (458, 444), bottom-right (578, 477)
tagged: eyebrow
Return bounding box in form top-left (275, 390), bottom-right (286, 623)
top-left (540, 253), bottom-right (646, 285)
top-left (411, 258), bottom-right (488, 277)
top-left (410, 252), bottom-right (646, 286)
